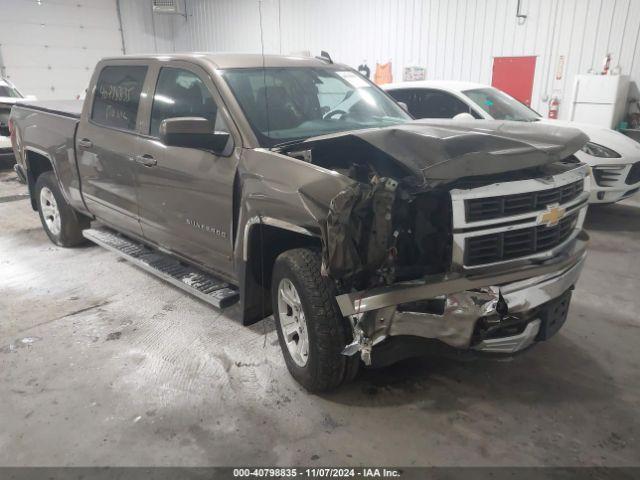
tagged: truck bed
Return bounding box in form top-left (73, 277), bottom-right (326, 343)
top-left (10, 100), bottom-right (85, 214)
top-left (15, 100), bottom-right (82, 118)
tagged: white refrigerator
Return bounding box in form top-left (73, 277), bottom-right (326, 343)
top-left (568, 74), bottom-right (629, 129)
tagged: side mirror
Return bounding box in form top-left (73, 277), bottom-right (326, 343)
top-left (397, 101), bottom-right (409, 112)
top-left (159, 117), bottom-right (231, 153)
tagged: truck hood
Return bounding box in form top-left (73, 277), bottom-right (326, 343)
top-left (287, 119), bottom-right (588, 184)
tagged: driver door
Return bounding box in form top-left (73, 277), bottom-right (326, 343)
top-left (135, 63), bottom-right (239, 278)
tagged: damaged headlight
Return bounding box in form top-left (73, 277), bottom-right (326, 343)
top-left (580, 142), bottom-right (621, 158)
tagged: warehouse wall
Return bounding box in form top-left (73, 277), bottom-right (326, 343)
top-left (0, 0), bottom-right (125, 100)
top-left (119, 0), bottom-right (175, 55)
top-left (3, 0), bottom-right (638, 117)
top-left (144, 0), bottom-right (640, 120)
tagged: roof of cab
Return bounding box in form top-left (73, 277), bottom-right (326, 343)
top-left (99, 52), bottom-right (340, 69)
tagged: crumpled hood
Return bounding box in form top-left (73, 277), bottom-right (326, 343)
top-left (292, 119), bottom-right (588, 184)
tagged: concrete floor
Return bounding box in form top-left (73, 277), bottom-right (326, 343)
top-left (1, 168), bottom-right (639, 467)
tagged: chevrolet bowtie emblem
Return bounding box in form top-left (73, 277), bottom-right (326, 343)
top-left (537, 204), bottom-right (566, 227)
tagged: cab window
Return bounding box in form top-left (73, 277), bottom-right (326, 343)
top-left (150, 67), bottom-right (230, 139)
top-left (91, 65), bottom-right (148, 131)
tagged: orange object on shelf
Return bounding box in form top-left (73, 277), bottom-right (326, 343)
top-left (374, 62), bottom-right (393, 85)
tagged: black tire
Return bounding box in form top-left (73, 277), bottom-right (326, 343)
top-left (35, 171), bottom-right (89, 247)
top-left (272, 248), bottom-right (359, 392)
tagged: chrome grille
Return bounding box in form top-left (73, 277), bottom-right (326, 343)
top-left (465, 179), bottom-right (584, 222)
top-left (465, 212), bottom-right (579, 266)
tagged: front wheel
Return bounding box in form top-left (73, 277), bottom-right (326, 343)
top-left (35, 171), bottom-right (89, 247)
top-left (272, 248), bottom-right (359, 392)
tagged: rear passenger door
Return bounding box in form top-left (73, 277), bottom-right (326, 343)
top-left (76, 63), bottom-right (150, 237)
top-left (135, 63), bottom-right (239, 278)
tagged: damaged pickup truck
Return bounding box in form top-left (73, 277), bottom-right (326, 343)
top-left (10, 54), bottom-right (591, 391)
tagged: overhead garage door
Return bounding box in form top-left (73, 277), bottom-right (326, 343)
top-left (0, 0), bottom-right (124, 100)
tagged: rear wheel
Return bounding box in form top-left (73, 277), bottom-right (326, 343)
top-left (35, 171), bottom-right (89, 247)
top-left (272, 248), bottom-right (359, 392)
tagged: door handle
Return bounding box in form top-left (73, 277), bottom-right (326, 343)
top-left (135, 154), bottom-right (157, 167)
top-left (78, 138), bottom-right (93, 149)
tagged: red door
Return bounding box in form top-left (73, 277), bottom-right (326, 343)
top-left (492, 56), bottom-right (537, 106)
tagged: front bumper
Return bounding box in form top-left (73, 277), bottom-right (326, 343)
top-left (589, 162), bottom-right (640, 203)
top-left (589, 185), bottom-right (640, 203)
top-left (338, 232), bottom-right (588, 362)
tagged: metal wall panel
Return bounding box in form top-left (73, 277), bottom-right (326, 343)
top-left (118, 0), bottom-right (175, 54)
top-left (148, 0), bottom-right (640, 120)
top-left (20, 0), bottom-right (635, 115)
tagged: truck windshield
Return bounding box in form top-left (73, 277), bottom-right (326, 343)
top-left (462, 87), bottom-right (540, 122)
top-left (222, 67), bottom-right (411, 147)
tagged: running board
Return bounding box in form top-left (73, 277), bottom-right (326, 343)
top-left (83, 227), bottom-right (239, 309)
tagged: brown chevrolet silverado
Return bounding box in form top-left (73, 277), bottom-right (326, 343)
top-left (10, 54), bottom-right (591, 391)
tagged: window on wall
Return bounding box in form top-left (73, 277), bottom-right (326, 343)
top-left (388, 88), bottom-right (479, 119)
top-left (91, 66), bottom-right (148, 131)
top-left (150, 67), bottom-right (228, 138)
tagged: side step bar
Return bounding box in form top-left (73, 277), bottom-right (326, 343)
top-left (83, 227), bottom-right (239, 309)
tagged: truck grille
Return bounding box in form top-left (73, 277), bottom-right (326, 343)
top-left (626, 163), bottom-right (640, 185)
top-left (465, 212), bottom-right (579, 266)
top-left (465, 179), bottom-right (584, 222)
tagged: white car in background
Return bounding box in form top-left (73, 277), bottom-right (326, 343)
top-left (0, 133), bottom-right (12, 167)
top-left (383, 81), bottom-right (640, 204)
top-left (0, 77), bottom-right (35, 166)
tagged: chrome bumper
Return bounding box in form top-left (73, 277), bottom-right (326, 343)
top-left (473, 319), bottom-right (541, 353)
top-left (336, 233), bottom-right (588, 317)
top-left (391, 252), bottom-right (584, 349)
top-left (339, 233), bottom-right (588, 362)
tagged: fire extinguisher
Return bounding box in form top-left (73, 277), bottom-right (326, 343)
top-left (548, 96), bottom-right (560, 119)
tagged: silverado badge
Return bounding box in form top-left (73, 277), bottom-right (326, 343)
top-left (537, 204), bottom-right (566, 228)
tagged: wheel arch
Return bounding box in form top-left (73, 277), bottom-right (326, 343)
top-left (24, 147), bottom-right (56, 211)
top-left (239, 217), bottom-right (322, 325)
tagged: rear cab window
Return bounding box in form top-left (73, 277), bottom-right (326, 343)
top-left (91, 65), bottom-right (148, 131)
